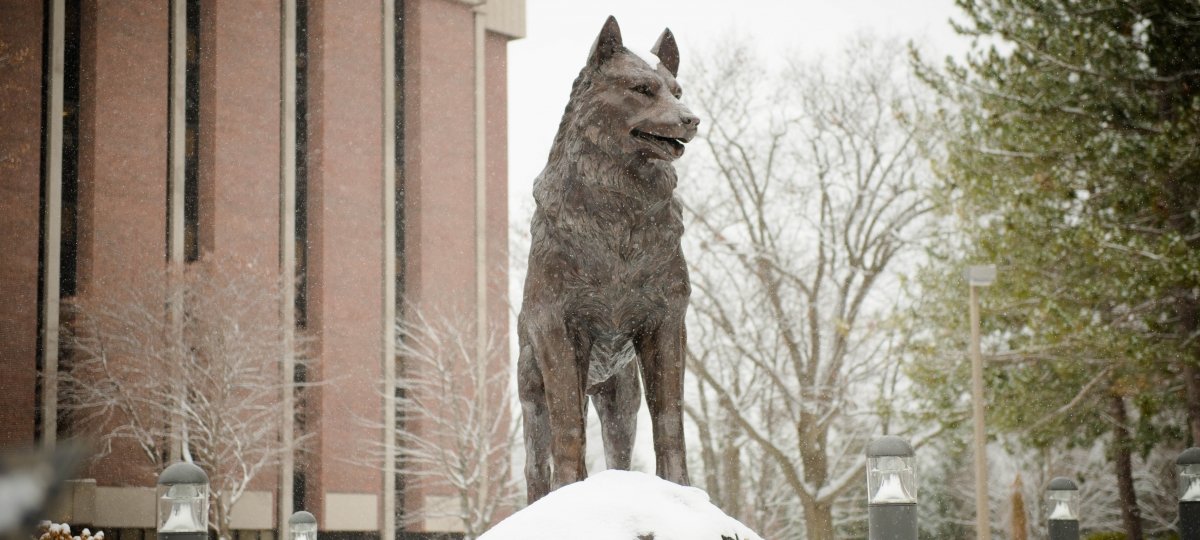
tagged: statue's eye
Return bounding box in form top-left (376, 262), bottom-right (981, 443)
top-left (632, 84), bottom-right (655, 97)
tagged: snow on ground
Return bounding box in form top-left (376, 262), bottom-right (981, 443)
top-left (480, 470), bottom-right (764, 540)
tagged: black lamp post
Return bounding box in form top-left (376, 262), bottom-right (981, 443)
top-left (1178, 447), bottom-right (1200, 540)
top-left (1046, 477), bottom-right (1079, 540)
top-left (156, 462), bottom-right (209, 540)
top-left (867, 436), bottom-right (917, 540)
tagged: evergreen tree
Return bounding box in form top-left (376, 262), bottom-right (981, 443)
top-left (910, 2), bottom-right (1200, 538)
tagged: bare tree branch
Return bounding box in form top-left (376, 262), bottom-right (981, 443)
top-left (59, 261), bottom-right (312, 540)
top-left (350, 306), bottom-right (521, 539)
top-left (681, 35), bottom-right (935, 540)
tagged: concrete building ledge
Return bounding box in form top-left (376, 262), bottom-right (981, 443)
top-left (480, 0), bottom-right (526, 39)
top-left (49, 481), bottom-right (274, 531)
top-left (48, 479), bottom-right (97, 525)
top-left (94, 486), bottom-right (156, 528)
top-left (229, 491), bottom-right (275, 530)
top-left (324, 493), bottom-right (379, 531)
top-left (421, 495), bottom-right (465, 533)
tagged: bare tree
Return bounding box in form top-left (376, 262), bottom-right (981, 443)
top-left (679, 36), bottom-right (936, 540)
top-left (59, 261), bottom-right (309, 540)
top-left (392, 307), bottom-right (521, 539)
top-left (1066, 442), bottom-right (1181, 538)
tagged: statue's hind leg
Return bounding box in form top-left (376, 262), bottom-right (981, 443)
top-left (518, 341), bottom-right (551, 503)
top-left (592, 358), bottom-right (640, 470)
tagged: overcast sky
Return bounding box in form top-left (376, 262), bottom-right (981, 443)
top-left (506, 0), bottom-right (972, 218)
top-left (503, 0), bottom-right (973, 472)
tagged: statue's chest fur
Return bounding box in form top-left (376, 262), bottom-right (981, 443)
top-left (527, 176), bottom-right (689, 339)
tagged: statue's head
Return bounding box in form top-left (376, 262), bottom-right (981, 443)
top-left (566, 16), bottom-right (700, 163)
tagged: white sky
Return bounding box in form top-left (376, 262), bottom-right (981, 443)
top-left (506, 0), bottom-right (972, 215)
top-left (503, 0), bottom-right (973, 474)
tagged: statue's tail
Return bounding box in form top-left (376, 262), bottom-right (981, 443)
top-left (586, 332), bottom-right (637, 394)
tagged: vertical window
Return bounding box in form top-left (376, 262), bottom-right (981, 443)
top-left (293, 361), bottom-right (307, 513)
top-left (295, 0), bottom-right (309, 329)
top-left (183, 0), bottom-right (200, 262)
top-left (394, 0), bottom-right (406, 306)
top-left (53, 0), bottom-right (82, 442)
top-left (37, 0), bottom-right (79, 444)
top-left (292, 0), bottom-right (310, 514)
top-left (393, 0), bottom-right (407, 529)
top-left (60, 0), bottom-right (80, 298)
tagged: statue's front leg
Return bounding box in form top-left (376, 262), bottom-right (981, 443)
top-left (518, 338), bottom-right (551, 503)
top-left (526, 311), bottom-right (588, 491)
top-left (637, 315), bottom-right (689, 485)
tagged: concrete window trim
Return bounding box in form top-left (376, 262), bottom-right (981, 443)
top-left (47, 478), bottom-right (97, 525)
top-left (229, 490), bottom-right (276, 530)
top-left (81, 485), bottom-right (275, 530)
top-left (421, 495), bottom-right (466, 533)
top-left (481, 0), bottom-right (525, 39)
top-left (39, 0), bottom-right (66, 451)
top-left (324, 493), bottom-right (380, 532)
top-left (93, 486), bottom-right (156, 528)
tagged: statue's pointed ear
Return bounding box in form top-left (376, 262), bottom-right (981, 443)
top-left (651, 28), bottom-right (679, 77)
top-left (587, 16), bottom-right (623, 69)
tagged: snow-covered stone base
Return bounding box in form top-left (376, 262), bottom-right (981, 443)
top-left (479, 470), bottom-right (764, 540)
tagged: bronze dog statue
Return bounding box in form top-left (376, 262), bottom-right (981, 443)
top-left (517, 15), bottom-right (699, 503)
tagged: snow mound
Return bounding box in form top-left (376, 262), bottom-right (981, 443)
top-left (480, 470), bottom-right (764, 540)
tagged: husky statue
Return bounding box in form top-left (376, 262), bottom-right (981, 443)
top-left (517, 15), bottom-right (700, 503)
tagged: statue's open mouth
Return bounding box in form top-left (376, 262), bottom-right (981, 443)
top-left (631, 128), bottom-right (687, 158)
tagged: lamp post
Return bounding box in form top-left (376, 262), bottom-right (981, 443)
top-left (1178, 447), bottom-right (1200, 540)
top-left (966, 264), bottom-right (996, 540)
top-left (1046, 477), bottom-right (1080, 540)
top-left (867, 436), bottom-right (918, 540)
top-left (156, 462), bottom-right (209, 540)
top-left (288, 511), bottom-right (317, 540)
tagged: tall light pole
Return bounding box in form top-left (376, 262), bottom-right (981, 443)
top-left (967, 264), bottom-right (996, 540)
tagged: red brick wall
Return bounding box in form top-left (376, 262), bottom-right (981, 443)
top-left (305, 0), bottom-right (386, 527)
top-left (398, 1), bottom-right (515, 529)
top-left (76, 0), bottom-right (169, 486)
top-left (400, 0), bottom-right (476, 527)
top-left (0, 0), bottom-right (517, 530)
top-left (0, 0), bottom-right (44, 447)
top-left (485, 30), bottom-right (510, 359)
top-left (484, 29), bottom-right (514, 524)
top-left (76, 0), bottom-right (168, 297)
top-left (197, 0), bottom-right (283, 495)
top-left (199, 0), bottom-right (281, 268)
top-left (403, 0), bottom-right (477, 316)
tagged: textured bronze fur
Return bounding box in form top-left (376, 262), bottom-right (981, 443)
top-left (517, 16), bottom-right (699, 503)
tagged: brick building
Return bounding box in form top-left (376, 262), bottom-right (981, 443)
top-left (0, 0), bottom-right (522, 538)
